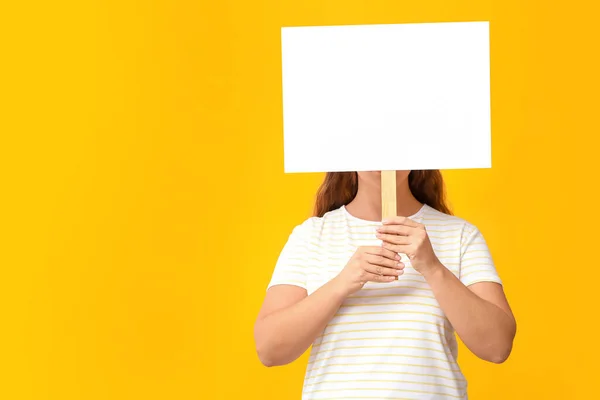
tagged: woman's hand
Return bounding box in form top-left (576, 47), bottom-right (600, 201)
top-left (333, 246), bottom-right (405, 296)
top-left (375, 216), bottom-right (441, 276)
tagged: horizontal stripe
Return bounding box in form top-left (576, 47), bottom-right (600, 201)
top-left (304, 245), bottom-right (354, 254)
top-left (460, 268), bottom-right (494, 279)
top-left (339, 301), bottom-right (441, 309)
top-left (357, 285), bottom-right (432, 293)
top-left (307, 240), bottom-right (348, 248)
top-left (428, 234), bottom-right (465, 240)
top-left (306, 361), bottom-right (462, 374)
top-left (361, 279), bottom-right (427, 288)
top-left (432, 240), bottom-right (462, 247)
top-left (277, 269), bottom-right (305, 276)
top-left (433, 253), bottom-right (488, 260)
top-left (421, 222), bottom-right (464, 227)
top-left (461, 255), bottom-right (492, 262)
top-left (303, 386), bottom-right (465, 399)
top-left (325, 319), bottom-right (448, 329)
top-left (461, 261), bottom-right (493, 268)
top-left (349, 293), bottom-right (436, 300)
top-left (304, 378), bottom-right (463, 391)
top-left (462, 240), bottom-right (487, 247)
top-left (311, 231), bottom-right (467, 241)
top-left (361, 283), bottom-right (427, 290)
top-left (432, 247), bottom-right (461, 253)
top-left (308, 352), bottom-right (458, 367)
top-left (335, 309), bottom-right (446, 319)
top-left (314, 335), bottom-right (450, 348)
top-left (459, 249), bottom-right (490, 255)
top-left (310, 344), bottom-right (450, 357)
top-left (305, 369), bottom-right (466, 384)
top-left (421, 217), bottom-right (462, 223)
top-left (425, 227), bottom-right (463, 233)
top-left (317, 327), bottom-right (453, 340)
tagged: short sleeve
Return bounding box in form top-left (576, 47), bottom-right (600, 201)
top-left (459, 224), bottom-right (503, 287)
top-left (266, 220), bottom-right (313, 291)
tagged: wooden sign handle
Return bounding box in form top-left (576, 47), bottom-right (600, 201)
top-left (381, 170), bottom-right (397, 219)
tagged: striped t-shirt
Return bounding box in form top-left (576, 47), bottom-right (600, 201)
top-left (267, 203), bottom-right (502, 399)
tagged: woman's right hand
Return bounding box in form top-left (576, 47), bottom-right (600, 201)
top-left (333, 246), bottom-right (405, 296)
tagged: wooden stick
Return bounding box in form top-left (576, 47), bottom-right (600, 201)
top-left (381, 170), bottom-right (397, 219)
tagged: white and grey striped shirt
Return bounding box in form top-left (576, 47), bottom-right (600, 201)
top-left (267, 204), bottom-right (502, 399)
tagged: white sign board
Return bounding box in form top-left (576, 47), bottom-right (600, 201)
top-left (281, 21), bottom-right (491, 173)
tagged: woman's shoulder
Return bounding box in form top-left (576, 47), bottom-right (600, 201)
top-left (287, 207), bottom-right (346, 236)
top-left (420, 204), bottom-right (478, 234)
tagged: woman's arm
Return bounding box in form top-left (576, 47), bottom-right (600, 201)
top-left (254, 246), bottom-right (402, 367)
top-left (253, 280), bottom-right (347, 367)
top-left (376, 217), bottom-right (516, 364)
top-left (422, 265), bottom-right (516, 363)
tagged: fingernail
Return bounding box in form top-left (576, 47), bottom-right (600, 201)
top-left (397, 262), bottom-right (404, 267)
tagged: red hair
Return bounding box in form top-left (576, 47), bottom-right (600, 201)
top-left (313, 171), bottom-right (452, 217)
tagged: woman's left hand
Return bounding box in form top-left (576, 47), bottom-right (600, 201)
top-left (375, 216), bottom-right (441, 276)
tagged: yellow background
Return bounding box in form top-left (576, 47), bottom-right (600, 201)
top-left (2, 0), bottom-right (599, 399)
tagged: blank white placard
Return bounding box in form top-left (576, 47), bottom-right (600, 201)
top-left (280, 21), bottom-right (491, 173)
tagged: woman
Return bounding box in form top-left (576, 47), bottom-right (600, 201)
top-left (254, 170), bottom-right (516, 399)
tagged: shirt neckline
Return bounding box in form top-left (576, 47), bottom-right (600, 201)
top-left (341, 203), bottom-right (427, 224)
